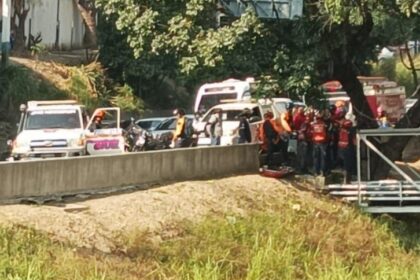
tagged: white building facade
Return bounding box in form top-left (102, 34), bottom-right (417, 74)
top-left (25, 0), bottom-right (85, 49)
top-left (1, 0), bottom-right (85, 50)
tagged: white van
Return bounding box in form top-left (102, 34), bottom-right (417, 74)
top-left (194, 78), bottom-right (254, 113)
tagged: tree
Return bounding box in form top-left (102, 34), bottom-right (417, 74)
top-left (11, 0), bottom-right (29, 53)
top-left (74, 0), bottom-right (97, 48)
top-left (96, 0), bottom-right (420, 178)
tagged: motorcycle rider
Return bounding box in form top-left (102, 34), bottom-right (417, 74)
top-left (311, 110), bottom-right (329, 176)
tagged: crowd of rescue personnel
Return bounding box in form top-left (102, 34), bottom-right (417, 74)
top-left (257, 102), bottom-right (360, 182)
top-left (129, 101), bottom-right (392, 182)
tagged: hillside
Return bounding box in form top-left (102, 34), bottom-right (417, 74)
top-left (0, 175), bottom-right (419, 279)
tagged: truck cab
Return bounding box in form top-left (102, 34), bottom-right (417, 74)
top-left (11, 100), bottom-right (88, 160)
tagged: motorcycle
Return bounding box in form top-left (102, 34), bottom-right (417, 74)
top-left (124, 118), bottom-right (148, 152)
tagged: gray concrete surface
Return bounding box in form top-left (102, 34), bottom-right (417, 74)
top-left (402, 136), bottom-right (420, 162)
top-left (0, 144), bottom-right (259, 200)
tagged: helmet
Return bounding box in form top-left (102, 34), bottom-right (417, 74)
top-left (242, 108), bottom-right (252, 116)
top-left (173, 108), bottom-right (186, 116)
top-left (94, 110), bottom-right (105, 119)
top-left (335, 100), bottom-right (345, 108)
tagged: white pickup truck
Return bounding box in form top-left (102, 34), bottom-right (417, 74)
top-left (10, 100), bottom-right (125, 160)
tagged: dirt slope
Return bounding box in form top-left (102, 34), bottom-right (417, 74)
top-left (0, 175), bottom-right (313, 253)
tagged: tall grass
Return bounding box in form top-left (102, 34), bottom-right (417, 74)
top-left (150, 210), bottom-right (420, 279)
top-left (1, 196), bottom-right (420, 279)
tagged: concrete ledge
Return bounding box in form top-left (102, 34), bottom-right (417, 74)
top-left (0, 144), bottom-right (259, 200)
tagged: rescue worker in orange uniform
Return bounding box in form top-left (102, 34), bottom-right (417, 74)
top-left (257, 111), bottom-right (284, 167)
top-left (93, 110), bottom-right (105, 130)
top-left (338, 117), bottom-right (356, 183)
top-left (311, 111), bottom-right (328, 176)
top-left (296, 115), bottom-right (312, 174)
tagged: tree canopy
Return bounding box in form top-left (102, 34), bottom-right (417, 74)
top-left (95, 0), bottom-right (419, 113)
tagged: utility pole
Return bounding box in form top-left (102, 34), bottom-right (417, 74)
top-left (1, 0), bottom-right (11, 68)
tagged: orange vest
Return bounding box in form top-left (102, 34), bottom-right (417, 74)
top-left (258, 119), bottom-right (281, 151)
top-left (312, 121), bottom-right (327, 143)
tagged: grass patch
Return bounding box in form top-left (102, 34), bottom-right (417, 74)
top-left (1, 194), bottom-right (420, 279)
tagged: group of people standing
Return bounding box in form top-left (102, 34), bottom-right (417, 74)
top-left (259, 102), bottom-right (357, 182)
top-left (170, 102), bottom-right (359, 181)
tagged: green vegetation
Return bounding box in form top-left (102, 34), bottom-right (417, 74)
top-left (0, 65), bottom-right (66, 122)
top-left (65, 63), bottom-right (143, 113)
top-left (1, 194), bottom-right (420, 279)
top-left (371, 56), bottom-right (420, 95)
top-left (0, 62), bottom-right (143, 126)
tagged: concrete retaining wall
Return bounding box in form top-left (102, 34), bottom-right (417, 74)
top-left (0, 145), bottom-right (259, 200)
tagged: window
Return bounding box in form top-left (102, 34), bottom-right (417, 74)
top-left (203, 109), bottom-right (247, 122)
top-left (273, 102), bottom-right (287, 113)
top-left (25, 109), bottom-right (81, 130)
top-left (199, 93), bottom-right (238, 112)
top-left (155, 118), bottom-right (177, 131)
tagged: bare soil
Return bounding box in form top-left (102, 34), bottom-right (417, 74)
top-left (0, 175), bottom-right (307, 253)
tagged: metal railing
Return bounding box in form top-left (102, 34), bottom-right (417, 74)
top-left (356, 128), bottom-right (420, 207)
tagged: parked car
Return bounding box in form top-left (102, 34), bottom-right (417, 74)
top-left (196, 101), bottom-right (278, 146)
top-left (151, 115), bottom-right (197, 147)
top-left (135, 117), bottom-right (165, 131)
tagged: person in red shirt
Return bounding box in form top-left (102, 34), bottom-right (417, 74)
top-left (293, 107), bottom-right (306, 131)
top-left (296, 114), bottom-right (312, 173)
top-left (311, 111), bottom-right (328, 176)
top-left (338, 118), bottom-right (356, 183)
top-left (262, 111), bottom-right (279, 168)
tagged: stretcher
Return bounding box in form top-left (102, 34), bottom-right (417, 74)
top-left (259, 166), bottom-right (294, 178)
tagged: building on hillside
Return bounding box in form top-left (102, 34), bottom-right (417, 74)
top-left (1, 0), bottom-right (85, 50)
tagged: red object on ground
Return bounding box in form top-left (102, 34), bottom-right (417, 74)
top-left (259, 166), bottom-right (294, 178)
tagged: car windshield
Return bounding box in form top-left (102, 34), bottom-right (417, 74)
top-left (137, 120), bottom-right (162, 130)
top-left (199, 93), bottom-right (238, 112)
top-left (25, 109), bottom-right (81, 130)
top-left (274, 102), bottom-right (287, 113)
top-left (155, 118), bottom-right (176, 131)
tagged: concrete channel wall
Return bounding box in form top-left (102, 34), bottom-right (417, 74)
top-left (0, 145), bottom-right (259, 200)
